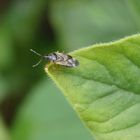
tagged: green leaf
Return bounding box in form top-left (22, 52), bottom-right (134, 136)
top-left (46, 34), bottom-right (140, 140)
top-left (11, 79), bottom-right (94, 140)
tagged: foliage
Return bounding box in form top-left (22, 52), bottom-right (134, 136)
top-left (11, 79), bottom-right (93, 140)
top-left (0, 0), bottom-right (140, 140)
top-left (47, 34), bottom-right (140, 140)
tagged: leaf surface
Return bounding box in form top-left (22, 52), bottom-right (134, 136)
top-left (11, 79), bottom-right (94, 140)
top-left (46, 34), bottom-right (140, 140)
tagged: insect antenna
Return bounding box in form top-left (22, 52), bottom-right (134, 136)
top-left (32, 59), bottom-right (43, 68)
top-left (30, 49), bottom-right (42, 56)
top-left (30, 49), bottom-right (43, 68)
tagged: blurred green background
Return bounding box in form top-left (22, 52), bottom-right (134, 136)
top-left (0, 0), bottom-right (140, 140)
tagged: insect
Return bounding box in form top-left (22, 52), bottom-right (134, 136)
top-left (30, 49), bottom-right (79, 68)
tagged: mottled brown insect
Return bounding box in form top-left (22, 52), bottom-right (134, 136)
top-left (30, 49), bottom-right (79, 68)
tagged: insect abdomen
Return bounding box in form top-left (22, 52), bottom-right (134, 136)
top-left (53, 53), bottom-right (79, 67)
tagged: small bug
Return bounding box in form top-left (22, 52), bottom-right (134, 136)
top-left (30, 49), bottom-right (79, 68)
